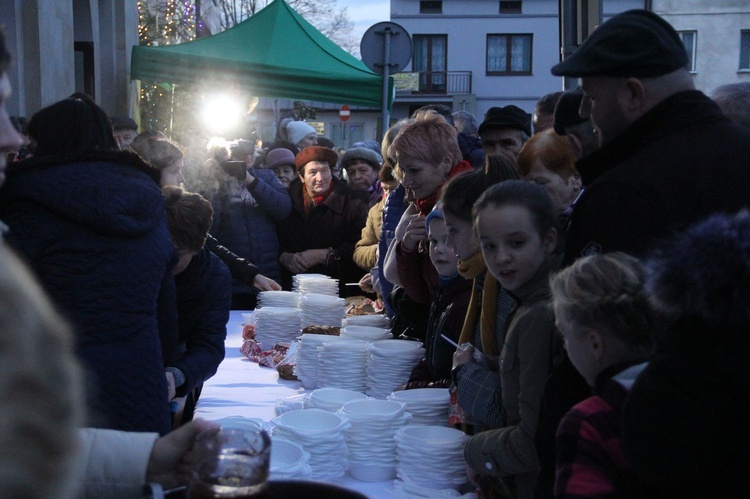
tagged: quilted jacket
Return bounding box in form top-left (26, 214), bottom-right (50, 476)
top-left (0, 151), bottom-right (174, 435)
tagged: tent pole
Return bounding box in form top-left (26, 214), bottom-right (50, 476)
top-left (380, 28), bottom-right (392, 141)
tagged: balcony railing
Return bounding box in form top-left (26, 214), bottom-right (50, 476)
top-left (394, 71), bottom-right (473, 95)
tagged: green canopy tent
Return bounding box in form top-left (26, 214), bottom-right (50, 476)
top-left (131, 0), bottom-right (392, 109)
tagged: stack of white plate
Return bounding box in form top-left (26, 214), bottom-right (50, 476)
top-left (343, 314), bottom-right (390, 328)
top-left (293, 334), bottom-right (347, 389)
top-left (293, 274), bottom-right (339, 296)
top-left (299, 293), bottom-right (346, 327)
top-left (366, 340), bottom-right (426, 399)
top-left (253, 306), bottom-right (304, 350)
top-left (395, 425), bottom-right (469, 492)
top-left (269, 438), bottom-right (313, 480)
top-left (387, 388), bottom-right (451, 426)
top-left (340, 325), bottom-right (392, 342)
top-left (338, 399), bottom-right (411, 482)
top-left (257, 290), bottom-right (301, 309)
top-left (270, 408), bottom-right (350, 479)
top-left (317, 339), bottom-right (369, 392)
top-left (304, 387), bottom-right (368, 413)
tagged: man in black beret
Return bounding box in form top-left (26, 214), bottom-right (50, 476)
top-left (110, 115), bottom-right (138, 150)
top-left (549, 8), bottom-right (750, 264)
top-left (477, 104), bottom-right (530, 160)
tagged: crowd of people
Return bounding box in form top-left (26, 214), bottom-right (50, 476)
top-left (0, 7), bottom-right (749, 498)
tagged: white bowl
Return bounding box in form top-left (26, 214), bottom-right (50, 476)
top-left (348, 462), bottom-right (396, 482)
top-left (272, 408), bottom-right (348, 435)
top-left (340, 399), bottom-right (406, 420)
top-left (310, 387), bottom-right (367, 407)
top-left (388, 387), bottom-right (450, 403)
top-left (369, 339), bottom-right (423, 354)
top-left (270, 438), bottom-right (310, 473)
top-left (215, 416), bottom-right (264, 432)
top-left (397, 425), bottom-right (467, 445)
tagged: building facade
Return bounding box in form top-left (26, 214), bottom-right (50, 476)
top-left (389, 0), bottom-right (645, 122)
top-left (653, 0), bottom-right (750, 94)
top-left (1, 0), bottom-right (138, 120)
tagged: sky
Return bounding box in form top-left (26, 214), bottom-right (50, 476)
top-left (336, 0), bottom-right (391, 48)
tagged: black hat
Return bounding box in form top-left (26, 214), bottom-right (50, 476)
top-left (550, 9), bottom-right (688, 78)
top-left (110, 115), bottom-right (138, 131)
top-left (478, 105), bottom-right (531, 137)
top-left (553, 90), bottom-right (587, 135)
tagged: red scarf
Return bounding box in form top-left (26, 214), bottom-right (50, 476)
top-left (303, 184), bottom-right (333, 216)
top-left (414, 160), bottom-right (473, 215)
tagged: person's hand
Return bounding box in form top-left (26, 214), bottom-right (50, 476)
top-left (244, 170), bottom-right (256, 185)
top-left (254, 274), bottom-right (281, 291)
top-left (358, 272), bottom-right (374, 293)
top-left (452, 344), bottom-right (474, 370)
top-left (279, 252), bottom-right (307, 274)
top-left (165, 371), bottom-right (176, 401)
top-left (401, 213), bottom-right (428, 251)
top-left (467, 464), bottom-right (480, 487)
top-left (298, 249), bottom-right (328, 269)
top-left (146, 419), bottom-right (220, 490)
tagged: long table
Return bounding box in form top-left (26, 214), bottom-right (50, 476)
top-left (194, 311), bottom-right (401, 498)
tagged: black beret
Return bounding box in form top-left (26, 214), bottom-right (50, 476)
top-left (553, 90), bottom-right (587, 135)
top-left (550, 9), bottom-right (688, 78)
top-left (478, 105), bottom-right (531, 137)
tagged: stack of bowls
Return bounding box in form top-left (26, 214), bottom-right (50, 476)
top-left (293, 334), bottom-right (346, 389)
top-left (387, 388), bottom-right (451, 426)
top-left (343, 314), bottom-right (390, 328)
top-left (395, 425), bottom-right (469, 492)
top-left (340, 325), bottom-right (391, 342)
top-left (269, 438), bottom-right (313, 480)
top-left (271, 408), bottom-right (350, 479)
top-left (338, 399), bottom-right (411, 482)
top-left (257, 290), bottom-right (301, 308)
top-left (365, 340), bottom-right (426, 398)
top-left (317, 339), bottom-right (369, 392)
top-left (299, 293), bottom-right (346, 327)
top-left (253, 306), bottom-right (303, 350)
top-left (304, 387), bottom-right (368, 413)
top-left (293, 274), bottom-right (339, 296)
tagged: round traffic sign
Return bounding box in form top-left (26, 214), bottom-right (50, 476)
top-left (339, 104), bottom-right (351, 122)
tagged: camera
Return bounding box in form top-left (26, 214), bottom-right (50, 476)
top-left (220, 160), bottom-right (248, 181)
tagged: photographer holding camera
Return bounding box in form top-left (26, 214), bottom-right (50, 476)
top-left (201, 139), bottom-right (290, 310)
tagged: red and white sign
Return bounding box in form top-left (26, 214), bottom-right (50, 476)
top-left (339, 104), bottom-right (351, 122)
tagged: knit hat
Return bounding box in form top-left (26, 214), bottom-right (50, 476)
top-left (553, 90), bottom-right (588, 135)
top-left (340, 147), bottom-right (383, 170)
top-left (264, 148), bottom-right (296, 171)
top-left (478, 105), bottom-right (531, 137)
top-left (294, 146), bottom-right (340, 172)
top-left (551, 9), bottom-right (688, 78)
top-left (425, 204), bottom-right (445, 231)
top-left (286, 121), bottom-right (317, 146)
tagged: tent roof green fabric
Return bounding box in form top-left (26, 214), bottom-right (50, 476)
top-left (131, 0), bottom-right (391, 108)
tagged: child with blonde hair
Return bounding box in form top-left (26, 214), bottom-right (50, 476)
top-left (550, 252), bottom-right (655, 498)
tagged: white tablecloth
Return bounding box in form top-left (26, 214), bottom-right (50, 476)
top-left (195, 311), bottom-right (401, 498)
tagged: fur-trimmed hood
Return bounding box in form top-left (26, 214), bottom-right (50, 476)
top-left (646, 210), bottom-right (750, 331)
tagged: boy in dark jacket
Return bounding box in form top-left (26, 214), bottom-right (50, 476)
top-left (163, 186), bottom-right (232, 425)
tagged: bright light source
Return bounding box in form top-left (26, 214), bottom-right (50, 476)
top-left (202, 94), bottom-right (242, 132)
